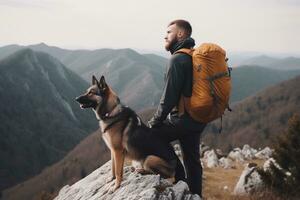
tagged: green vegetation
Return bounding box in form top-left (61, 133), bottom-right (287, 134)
top-left (258, 114), bottom-right (300, 199)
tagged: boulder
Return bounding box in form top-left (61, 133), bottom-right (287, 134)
top-left (200, 143), bottom-right (210, 158)
top-left (219, 157), bottom-right (235, 169)
top-left (204, 150), bottom-right (219, 168)
top-left (255, 147), bottom-right (273, 160)
top-left (233, 163), bottom-right (263, 195)
top-left (54, 161), bottom-right (201, 200)
top-left (263, 158), bottom-right (292, 177)
top-left (228, 149), bottom-right (245, 162)
top-left (215, 149), bottom-right (227, 159)
top-left (241, 144), bottom-right (257, 160)
top-left (263, 158), bottom-right (281, 171)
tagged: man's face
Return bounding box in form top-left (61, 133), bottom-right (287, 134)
top-left (164, 24), bottom-right (180, 51)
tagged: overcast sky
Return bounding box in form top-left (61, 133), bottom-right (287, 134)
top-left (0, 0), bottom-right (299, 54)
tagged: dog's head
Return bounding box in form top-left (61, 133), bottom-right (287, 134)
top-left (75, 75), bottom-right (108, 110)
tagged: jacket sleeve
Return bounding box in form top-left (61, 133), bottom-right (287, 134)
top-left (152, 55), bottom-right (186, 122)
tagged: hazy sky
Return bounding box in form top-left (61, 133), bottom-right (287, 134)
top-left (1, 0), bottom-right (299, 54)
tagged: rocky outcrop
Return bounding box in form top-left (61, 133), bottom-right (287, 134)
top-left (54, 161), bottom-right (201, 200)
top-left (241, 144), bottom-right (257, 160)
top-left (263, 158), bottom-right (281, 171)
top-left (263, 158), bottom-right (292, 177)
top-left (219, 157), bottom-right (235, 169)
top-left (200, 145), bottom-right (273, 170)
top-left (233, 163), bottom-right (263, 195)
top-left (228, 148), bottom-right (245, 163)
top-left (255, 147), bottom-right (273, 160)
top-left (199, 143), bottom-right (210, 158)
top-left (203, 150), bottom-right (219, 168)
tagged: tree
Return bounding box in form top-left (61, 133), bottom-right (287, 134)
top-left (258, 114), bottom-right (300, 198)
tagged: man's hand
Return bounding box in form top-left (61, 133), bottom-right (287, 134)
top-left (148, 117), bottom-right (163, 128)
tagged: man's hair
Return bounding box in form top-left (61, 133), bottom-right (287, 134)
top-left (168, 19), bottom-right (192, 37)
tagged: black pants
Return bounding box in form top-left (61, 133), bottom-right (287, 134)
top-left (153, 120), bottom-right (206, 197)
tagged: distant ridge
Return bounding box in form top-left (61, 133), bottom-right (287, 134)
top-left (238, 55), bottom-right (300, 70)
top-left (202, 75), bottom-right (300, 151)
top-left (231, 65), bottom-right (300, 102)
top-left (1, 43), bottom-right (300, 109)
top-left (0, 49), bottom-right (98, 191)
top-left (0, 43), bottom-right (167, 111)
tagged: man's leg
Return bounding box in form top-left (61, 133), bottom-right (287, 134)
top-left (151, 122), bottom-right (186, 182)
top-left (180, 131), bottom-right (202, 197)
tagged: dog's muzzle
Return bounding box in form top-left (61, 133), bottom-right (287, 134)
top-left (75, 95), bottom-right (97, 109)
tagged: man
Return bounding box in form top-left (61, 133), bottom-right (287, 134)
top-left (148, 19), bottom-right (206, 197)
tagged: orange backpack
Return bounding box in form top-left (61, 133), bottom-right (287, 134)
top-left (176, 43), bottom-right (232, 124)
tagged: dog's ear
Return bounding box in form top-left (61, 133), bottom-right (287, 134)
top-left (92, 75), bottom-right (99, 86)
top-left (99, 76), bottom-right (107, 89)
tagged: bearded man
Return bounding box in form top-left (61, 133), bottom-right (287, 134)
top-left (148, 19), bottom-right (206, 197)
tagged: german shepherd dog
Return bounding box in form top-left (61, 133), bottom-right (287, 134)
top-left (75, 75), bottom-right (176, 192)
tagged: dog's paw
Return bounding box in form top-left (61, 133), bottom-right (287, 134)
top-left (135, 168), bottom-right (152, 175)
top-left (105, 176), bottom-right (115, 183)
top-left (108, 183), bottom-right (120, 194)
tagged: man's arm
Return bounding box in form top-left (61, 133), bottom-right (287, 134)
top-left (149, 55), bottom-right (186, 127)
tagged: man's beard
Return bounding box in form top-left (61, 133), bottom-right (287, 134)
top-left (165, 37), bottom-right (178, 51)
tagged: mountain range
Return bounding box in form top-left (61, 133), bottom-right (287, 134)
top-left (240, 55), bottom-right (300, 70)
top-left (0, 44), bottom-right (167, 111)
top-left (1, 44), bottom-right (300, 108)
top-left (0, 49), bottom-right (98, 191)
top-left (3, 74), bottom-right (300, 200)
top-left (1, 43), bottom-right (300, 198)
top-left (227, 52), bottom-right (300, 70)
top-left (230, 65), bottom-right (300, 102)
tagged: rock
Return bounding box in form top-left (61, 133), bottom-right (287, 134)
top-left (234, 147), bottom-right (242, 151)
top-left (241, 144), bottom-right (257, 160)
top-left (215, 149), bottom-right (227, 159)
top-left (204, 150), bottom-right (219, 168)
top-left (233, 163), bottom-right (263, 195)
top-left (219, 157), bottom-right (234, 169)
top-left (200, 143), bottom-right (210, 158)
top-left (200, 159), bottom-right (204, 169)
top-left (263, 158), bottom-right (292, 177)
top-left (263, 158), bottom-right (281, 171)
top-left (54, 161), bottom-right (201, 200)
top-left (255, 147), bottom-right (273, 160)
top-left (228, 148), bottom-right (245, 162)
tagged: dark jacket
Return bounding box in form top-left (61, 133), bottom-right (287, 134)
top-left (151, 37), bottom-right (206, 132)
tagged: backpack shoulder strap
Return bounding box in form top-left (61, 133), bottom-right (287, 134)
top-left (174, 48), bottom-right (194, 56)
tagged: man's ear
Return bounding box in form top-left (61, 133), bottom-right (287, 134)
top-left (177, 30), bottom-right (184, 40)
top-left (178, 31), bottom-right (183, 37)
top-left (99, 75), bottom-right (107, 89)
top-left (92, 75), bottom-right (99, 86)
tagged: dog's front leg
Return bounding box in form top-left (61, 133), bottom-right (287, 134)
top-left (106, 151), bottom-right (116, 183)
top-left (112, 149), bottom-right (125, 191)
top-left (111, 151), bottom-right (116, 179)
